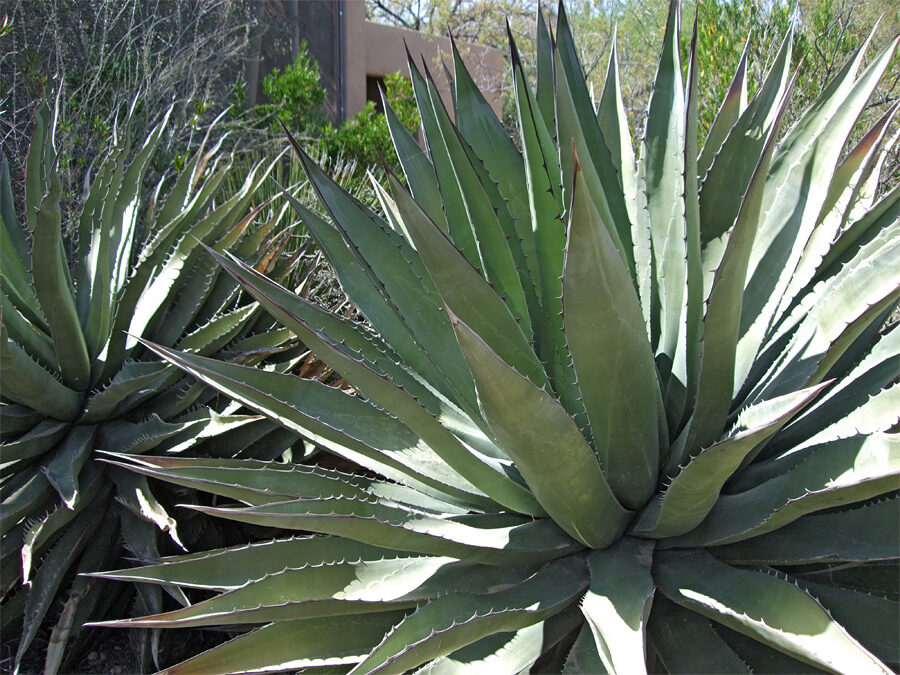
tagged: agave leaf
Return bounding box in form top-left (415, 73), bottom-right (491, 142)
top-left (0, 404), bottom-right (43, 437)
top-left (219, 325), bottom-right (297, 361)
top-left (451, 36), bottom-right (522, 200)
top-left (95, 557), bottom-right (539, 628)
top-left (511, 25), bottom-right (563, 214)
top-left (176, 303), bottom-right (258, 355)
top-left (767, 325), bottom-right (898, 453)
top-left (118, 508), bottom-right (191, 615)
top-left (185, 257), bottom-right (538, 515)
top-left (642, 0), bottom-right (686, 367)
top-left (138, 341), bottom-right (492, 508)
top-left (0, 154), bottom-right (29, 266)
top-left (15, 495), bottom-right (105, 670)
top-left (714, 621), bottom-right (822, 674)
top-left (736, 34), bottom-right (899, 390)
top-left (636, 384), bottom-right (827, 538)
top-left (151, 257), bottom-right (221, 347)
top-left (104, 453), bottom-right (463, 514)
top-left (699, 27), bottom-right (792, 245)
top-left (655, 549), bottom-right (890, 673)
top-left (111, 469), bottom-right (184, 551)
top-left (371, 174), bottom-right (408, 239)
top-left (125, 160), bottom-right (266, 353)
top-left (1, 528), bottom-right (27, 595)
top-left (209, 245), bottom-right (506, 467)
top-left (0, 215), bottom-right (46, 334)
top-left (235, 208), bottom-right (288, 271)
top-left (597, 31), bottom-right (638, 228)
top-left (107, 111), bottom-right (171, 294)
top-left (42, 508), bottom-right (119, 675)
top-left (809, 563), bottom-right (899, 602)
top-left (563, 163), bottom-right (659, 507)
top-left (563, 624), bottom-right (607, 674)
top-left (89, 535), bottom-right (407, 591)
top-left (0, 322), bottom-right (81, 421)
top-left (749, 217), bottom-right (899, 402)
top-left (793, 382), bottom-right (899, 449)
top-left (818, 184), bottom-right (899, 283)
top-left (407, 55), bottom-right (475, 255)
top-left (554, 47), bottom-right (628, 281)
top-left (105, 370), bottom-right (186, 422)
top-left (79, 111), bottom-right (171, 361)
top-left (82, 361), bottom-right (168, 423)
top-left (862, 118), bottom-right (899, 205)
top-left (791, 105), bottom-right (899, 310)
top-left (349, 556), bottom-right (588, 675)
top-left (0, 419), bottom-right (69, 464)
top-left (156, 201), bottom-right (272, 345)
top-left (535, 8), bottom-right (555, 130)
top-left (698, 37), bottom-right (750, 179)
top-left (451, 37), bottom-right (539, 298)
top-left (208, 247), bottom-right (460, 424)
top-left (647, 595), bottom-right (750, 674)
top-left (716, 495), bottom-right (899, 565)
top-left (21, 464), bottom-right (105, 582)
top-left (671, 16), bottom-right (703, 431)
top-left (30, 153), bottom-right (90, 391)
top-left (449, 310), bottom-right (629, 548)
top-left (579, 538), bottom-right (656, 675)
top-left (0, 293), bottom-right (56, 370)
top-left (669, 433), bottom-right (900, 547)
top-left (161, 612), bottom-right (408, 675)
top-left (509, 29), bottom-right (581, 422)
top-left (382, 94), bottom-right (446, 233)
top-left (152, 409), bottom-right (266, 456)
top-left (117, 512), bottom-right (187, 664)
top-left (100, 162), bottom-right (232, 380)
top-left (462, 134), bottom-right (540, 347)
top-left (102, 453), bottom-right (369, 506)
top-left (285, 191), bottom-right (472, 416)
top-left (185, 498), bottom-right (581, 567)
top-left (387, 172), bottom-right (549, 393)
top-left (529, 606), bottom-right (587, 674)
top-left (1, 467), bottom-right (53, 537)
top-left (419, 621), bottom-right (549, 675)
top-left (96, 413), bottom-right (205, 456)
top-left (742, 231), bottom-right (893, 406)
top-left (23, 102), bottom-right (49, 244)
top-left (420, 66), bottom-right (532, 334)
top-left (293, 145), bottom-right (484, 414)
top-left (42, 424), bottom-right (96, 509)
top-left (794, 577), bottom-right (899, 667)
top-left (200, 423), bottom-right (297, 462)
top-left (149, 129), bottom-right (224, 231)
top-left (427, 607), bottom-right (583, 675)
top-left (555, 2), bottom-right (633, 271)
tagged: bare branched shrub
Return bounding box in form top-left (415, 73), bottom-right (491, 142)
top-left (1, 0), bottom-right (256, 229)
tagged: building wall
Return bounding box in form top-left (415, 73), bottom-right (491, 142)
top-left (344, 1), bottom-right (504, 120)
top-left (252, 0), bottom-right (504, 125)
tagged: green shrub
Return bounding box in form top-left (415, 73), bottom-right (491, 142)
top-left (254, 40), bottom-right (328, 135)
top-left (250, 45), bottom-right (419, 176)
top-left (322, 72), bottom-right (420, 171)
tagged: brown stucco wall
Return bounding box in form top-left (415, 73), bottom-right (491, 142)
top-left (342, 0), bottom-right (504, 120)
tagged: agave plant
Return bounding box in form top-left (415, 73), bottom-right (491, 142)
top-left (0, 103), bottom-right (308, 671)
top-left (93, 2), bottom-right (898, 672)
